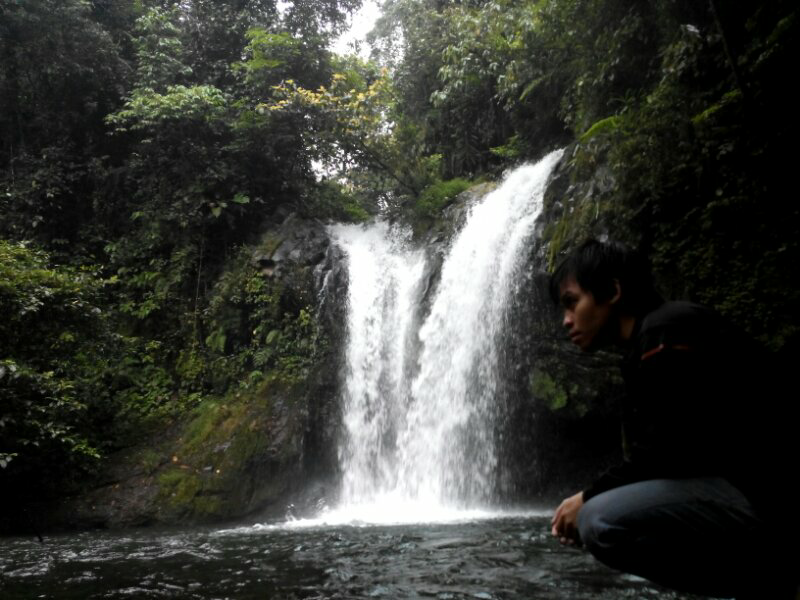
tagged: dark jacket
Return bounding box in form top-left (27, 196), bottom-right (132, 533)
top-left (582, 301), bottom-right (777, 515)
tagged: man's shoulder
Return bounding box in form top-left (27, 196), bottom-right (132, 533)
top-left (639, 301), bottom-right (715, 332)
top-left (636, 301), bottom-right (753, 357)
top-left (635, 301), bottom-right (730, 355)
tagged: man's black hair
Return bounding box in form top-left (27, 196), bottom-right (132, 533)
top-left (549, 239), bottom-right (663, 316)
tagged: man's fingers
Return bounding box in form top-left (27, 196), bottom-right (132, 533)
top-left (551, 498), bottom-right (568, 525)
top-left (551, 513), bottom-right (562, 536)
top-left (551, 507), bottom-right (564, 535)
top-left (550, 502), bottom-right (563, 525)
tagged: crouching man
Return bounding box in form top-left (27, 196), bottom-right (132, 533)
top-left (548, 239), bottom-right (796, 598)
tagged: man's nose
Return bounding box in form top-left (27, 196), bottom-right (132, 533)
top-left (562, 311), bottom-right (573, 329)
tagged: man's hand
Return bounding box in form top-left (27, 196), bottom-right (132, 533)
top-left (551, 491), bottom-right (584, 546)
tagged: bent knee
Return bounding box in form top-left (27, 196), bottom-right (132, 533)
top-left (578, 495), bottom-right (636, 567)
top-left (578, 496), bottom-right (612, 551)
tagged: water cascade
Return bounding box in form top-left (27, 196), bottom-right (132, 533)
top-left (329, 150), bottom-right (563, 522)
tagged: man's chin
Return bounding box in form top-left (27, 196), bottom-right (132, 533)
top-left (571, 337), bottom-right (594, 352)
top-left (584, 331), bottom-right (616, 352)
top-left (573, 335), bottom-right (604, 353)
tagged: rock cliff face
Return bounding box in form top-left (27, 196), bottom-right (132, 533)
top-left (511, 143), bottom-right (627, 500)
top-left (485, 152), bottom-right (627, 502)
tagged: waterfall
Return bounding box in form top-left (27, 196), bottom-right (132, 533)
top-left (329, 150), bottom-right (563, 521)
top-left (327, 222), bottom-right (427, 506)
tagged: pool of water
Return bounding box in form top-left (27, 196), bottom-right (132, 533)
top-left (0, 514), bottom-right (701, 599)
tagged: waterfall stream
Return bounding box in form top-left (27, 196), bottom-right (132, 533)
top-left (328, 150), bottom-right (563, 522)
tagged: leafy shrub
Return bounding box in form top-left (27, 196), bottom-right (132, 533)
top-left (0, 241), bottom-right (112, 489)
top-left (415, 178), bottom-right (472, 218)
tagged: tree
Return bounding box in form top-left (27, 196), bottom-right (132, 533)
top-left (0, 0), bottom-right (135, 255)
top-left (0, 241), bottom-right (113, 493)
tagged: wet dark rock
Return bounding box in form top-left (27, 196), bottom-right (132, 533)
top-left (487, 147), bottom-right (627, 503)
top-left (269, 213), bottom-right (329, 268)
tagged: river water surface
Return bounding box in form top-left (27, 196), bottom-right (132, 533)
top-left (1, 514), bottom-right (699, 599)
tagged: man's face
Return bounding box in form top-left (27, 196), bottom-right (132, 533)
top-left (558, 277), bottom-right (614, 351)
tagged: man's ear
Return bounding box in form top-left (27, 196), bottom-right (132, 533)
top-left (609, 279), bottom-right (622, 305)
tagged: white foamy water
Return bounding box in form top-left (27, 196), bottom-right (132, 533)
top-left (218, 505), bottom-right (551, 532)
top-left (328, 221), bottom-right (427, 506)
top-left (327, 151), bottom-right (564, 524)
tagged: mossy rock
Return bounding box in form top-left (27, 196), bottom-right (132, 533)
top-left (415, 178), bottom-right (473, 218)
top-left (409, 180), bottom-right (498, 241)
top-left (151, 397), bottom-right (263, 520)
top-left (145, 378), bottom-right (308, 523)
top-left (529, 365), bottom-right (587, 417)
top-left (539, 140), bottom-right (618, 270)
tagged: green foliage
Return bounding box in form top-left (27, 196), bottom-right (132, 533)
top-left (0, 0), bottom-right (359, 510)
top-left (0, 241), bottom-right (109, 482)
top-left (97, 0), bottom-right (339, 407)
top-left (240, 30), bottom-right (303, 78)
top-left (131, 6), bottom-right (193, 91)
top-left (580, 116), bottom-right (621, 142)
top-left (691, 90), bottom-right (742, 126)
top-left (531, 370), bottom-right (568, 412)
top-left (106, 85), bottom-right (228, 131)
top-left (489, 135), bottom-right (527, 161)
top-left (540, 1), bottom-right (800, 353)
top-left (280, 0), bottom-right (362, 39)
top-left (430, 0), bottom-right (528, 174)
top-left (415, 178), bottom-right (472, 218)
top-left (343, 201), bottom-right (371, 222)
top-left (0, 0), bottom-right (134, 250)
top-left (370, 0), bottom-right (514, 177)
top-left (530, 366), bottom-right (585, 416)
top-left (268, 60), bottom-right (417, 191)
top-left (203, 244), bottom-right (325, 391)
top-left (608, 7), bottom-right (799, 350)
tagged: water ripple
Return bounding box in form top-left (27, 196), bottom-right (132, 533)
top-left (0, 517), bottom-right (703, 599)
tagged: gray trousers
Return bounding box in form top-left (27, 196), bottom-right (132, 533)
top-left (577, 478), bottom-right (793, 598)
